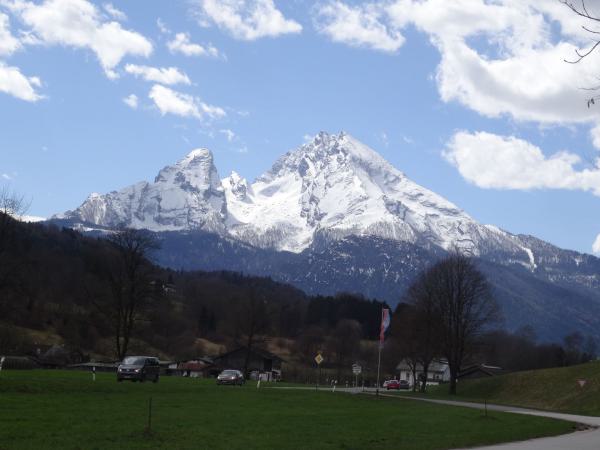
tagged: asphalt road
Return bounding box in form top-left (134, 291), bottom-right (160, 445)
top-left (370, 390), bottom-right (600, 450)
top-left (274, 386), bottom-right (600, 448)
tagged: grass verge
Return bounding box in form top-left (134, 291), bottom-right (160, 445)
top-left (396, 361), bottom-right (600, 416)
top-left (0, 370), bottom-right (576, 449)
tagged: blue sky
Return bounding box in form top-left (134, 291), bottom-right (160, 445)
top-left (1, 0), bottom-right (600, 254)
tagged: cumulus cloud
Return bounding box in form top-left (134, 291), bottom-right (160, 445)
top-left (593, 234), bottom-right (600, 255)
top-left (102, 2), bottom-right (126, 21)
top-left (313, 1), bottom-right (405, 53)
top-left (312, 0), bottom-right (600, 133)
top-left (0, 12), bottom-right (21, 56)
top-left (167, 32), bottom-right (221, 58)
top-left (444, 131), bottom-right (600, 196)
top-left (123, 93), bottom-right (138, 109)
top-left (148, 84), bottom-right (225, 121)
top-left (0, 62), bottom-right (42, 101)
top-left (124, 64), bottom-right (191, 85)
top-left (195, 0), bottom-right (302, 40)
top-left (3, 0), bottom-right (152, 78)
top-left (219, 128), bottom-right (235, 142)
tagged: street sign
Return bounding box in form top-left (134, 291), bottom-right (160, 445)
top-left (315, 353), bottom-right (324, 365)
top-left (352, 364), bottom-right (361, 375)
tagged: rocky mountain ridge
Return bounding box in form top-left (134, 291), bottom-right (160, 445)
top-left (52, 132), bottom-right (600, 341)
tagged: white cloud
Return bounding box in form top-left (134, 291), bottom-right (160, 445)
top-left (102, 2), bottom-right (126, 21)
top-left (0, 62), bottom-right (42, 101)
top-left (1, 173), bottom-right (12, 180)
top-left (123, 93), bottom-right (138, 109)
top-left (167, 32), bottom-right (221, 58)
top-left (220, 128), bottom-right (235, 142)
top-left (195, 0), bottom-right (302, 40)
top-left (312, 0), bottom-right (600, 131)
top-left (0, 12), bottom-right (21, 56)
top-left (157, 18), bottom-right (170, 34)
top-left (593, 234), bottom-right (600, 255)
top-left (380, 131), bottom-right (389, 147)
top-left (124, 64), bottom-right (191, 85)
top-left (4, 0), bottom-right (152, 78)
top-left (590, 124), bottom-right (600, 150)
top-left (444, 131), bottom-right (600, 196)
top-left (148, 84), bottom-right (225, 120)
top-left (314, 1), bottom-right (405, 53)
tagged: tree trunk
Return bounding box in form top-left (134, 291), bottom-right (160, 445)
top-left (448, 367), bottom-right (458, 395)
top-left (420, 362), bottom-right (429, 392)
top-left (243, 333), bottom-right (254, 377)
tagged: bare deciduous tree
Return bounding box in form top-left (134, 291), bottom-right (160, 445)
top-left (561, 0), bottom-right (600, 106)
top-left (418, 254), bottom-right (499, 394)
top-left (327, 319), bottom-right (362, 380)
top-left (405, 278), bottom-right (442, 392)
top-left (93, 228), bottom-right (160, 360)
top-left (234, 287), bottom-right (271, 376)
top-left (0, 187), bottom-right (29, 296)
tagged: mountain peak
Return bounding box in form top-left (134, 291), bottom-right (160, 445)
top-left (58, 134), bottom-right (510, 255)
top-left (185, 148), bottom-right (212, 160)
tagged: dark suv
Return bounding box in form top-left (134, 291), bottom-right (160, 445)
top-left (216, 369), bottom-right (245, 385)
top-left (117, 356), bottom-right (160, 383)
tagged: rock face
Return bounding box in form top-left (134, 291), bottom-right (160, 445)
top-left (54, 132), bottom-right (600, 341)
top-left (60, 148), bottom-right (226, 233)
top-left (61, 132), bottom-right (529, 259)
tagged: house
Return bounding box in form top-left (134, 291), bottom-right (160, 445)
top-left (0, 356), bottom-right (39, 370)
top-left (167, 358), bottom-right (214, 377)
top-left (38, 345), bottom-right (87, 368)
top-left (68, 361), bottom-right (118, 372)
top-left (212, 346), bottom-right (284, 381)
top-left (458, 364), bottom-right (503, 379)
top-left (396, 358), bottom-right (451, 387)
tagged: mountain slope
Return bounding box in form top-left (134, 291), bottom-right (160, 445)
top-left (58, 148), bottom-right (226, 233)
top-left (52, 131), bottom-right (600, 341)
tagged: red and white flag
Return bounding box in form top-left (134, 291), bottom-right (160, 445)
top-left (379, 308), bottom-right (390, 346)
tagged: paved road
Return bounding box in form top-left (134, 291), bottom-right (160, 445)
top-left (364, 389), bottom-right (600, 450)
top-left (273, 386), bottom-right (600, 448)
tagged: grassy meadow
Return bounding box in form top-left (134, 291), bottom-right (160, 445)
top-left (416, 360), bottom-right (600, 416)
top-left (0, 370), bottom-right (576, 450)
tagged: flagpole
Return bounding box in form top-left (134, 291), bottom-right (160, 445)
top-left (376, 340), bottom-right (382, 397)
top-left (377, 307), bottom-right (390, 398)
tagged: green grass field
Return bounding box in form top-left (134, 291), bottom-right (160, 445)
top-left (418, 361), bottom-right (600, 416)
top-left (0, 370), bottom-right (575, 450)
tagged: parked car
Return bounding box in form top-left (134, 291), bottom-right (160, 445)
top-left (117, 356), bottom-right (160, 383)
top-left (216, 369), bottom-right (245, 385)
top-left (384, 379), bottom-right (400, 390)
top-left (398, 380), bottom-right (410, 390)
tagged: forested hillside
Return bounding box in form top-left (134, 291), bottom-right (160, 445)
top-left (0, 213), bottom-right (388, 362)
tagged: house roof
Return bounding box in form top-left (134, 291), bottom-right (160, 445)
top-left (396, 358), bottom-right (448, 373)
top-left (458, 364), bottom-right (503, 378)
top-left (213, 346), bottom-right (285, 363)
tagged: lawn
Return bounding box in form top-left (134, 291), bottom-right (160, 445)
top-left (411, 361), bottom-right (600, 416)
top-left (0, 370), bottom-right (575, 450)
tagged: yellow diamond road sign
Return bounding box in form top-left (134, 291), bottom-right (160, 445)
top-left (315, 353), bottom-right (324, 365)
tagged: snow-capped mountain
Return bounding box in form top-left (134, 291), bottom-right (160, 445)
top-left (53, 131), bottom-right (600, 341)
top-left (59, 132), bottom-right (529, 260)
top-left (59, 148), bottom-right (226, 233)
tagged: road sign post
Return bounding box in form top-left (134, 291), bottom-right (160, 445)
top-left (314, 353), bottom-right (324, 390)
top-left (352, 363), bottom-right (361, 389)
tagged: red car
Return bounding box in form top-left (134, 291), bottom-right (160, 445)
top-left (384, 379), bottom-right (410, 390)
